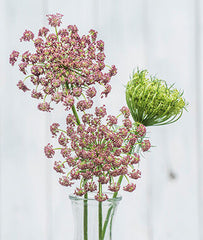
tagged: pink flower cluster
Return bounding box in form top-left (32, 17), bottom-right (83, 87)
top-left (10, 13), bottom-right (117, 114)
top-left (44, 105), bottom-right (151, 201)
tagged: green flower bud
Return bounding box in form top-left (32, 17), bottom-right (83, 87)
top-left (125, 69), bottom-right (187, 126)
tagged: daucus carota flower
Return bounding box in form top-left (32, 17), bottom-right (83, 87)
top-left (50, 123), bottom-right (60, 136)
top-left (38, 102), bottom-right (53, 112)
top-left (10, 14), bottom-right (117, 115)
top-left (89, 29), bottom-right (98, 41)
top-left (58, 133), bottom-right (68, 146)
top-left (123, 118), bottom-right (132, 129)
top-left (101, 84), bottom-right (111, 98)
top-left (17, 80), bottom-right (30, 92)
top-left (44, 143), bottom-right (55, 158)
top-left (19, 63), bottom-right (28, 74)
top-left (86, 87), bottom-right (97, 98)
top-left (120, 106), bottom-right (130, 118)
top-left (20, 30), bottom-right (34, 42)
top-left (61, 147), bottom-right (71, 158)
top-left (95, 192), bottom-right (108, 202)
top-left (95, 105), bottom-right (107, 118)
top-left (108, 183), bottom-right (120, 192)
top-left (84, 182), bottom-right (97, 192)
top-left (72, 87), bottom-right (82, 97)
top-left (38, 27), bottom-right (49, 37)
top-left (129, 169), bottom-right (141, 179)
top-left (43, 103), bottom-right (150, 200)
top-left (136, 124), bottom-right (146, 137)
top-left (131, 153), bottom-right (140, 164)
top-left (98, 175), bottom-right (109, 184)
top-left (59, 176), bottom-right (73, 186)
top-left (141, 140), bottom-right (151, 152)
top-left (46, 13), bottom-right (63, 27)
top-left (53, 161), bottom-right (65, 173)
top-left (126, 69), bottom-right (187, 126)
top-left (9, 50), bottom-right (19, 65)
top-left (31, 90), bottom-right (43, 99)
top-left (74, 187), bottom-right (86, 196)
top-left (109, 65), bottom-right (117, 76)
top-left (70, 169), bottom-right (80, 180)
top-left (123, 183), bottom-right (136, 192)
top-left (106, 115), bottom-right (117, 126)
top-left (96, 40), bottom-right (104, 51)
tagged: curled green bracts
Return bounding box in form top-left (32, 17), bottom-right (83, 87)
top-left (126, 69), bottom-right (187, 126)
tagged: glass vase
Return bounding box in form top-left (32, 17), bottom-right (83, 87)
top-left (69, 193), bottom-right (122, 240)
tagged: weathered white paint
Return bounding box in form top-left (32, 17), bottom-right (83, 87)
top-left (0, 0), bottom-right (201, 239)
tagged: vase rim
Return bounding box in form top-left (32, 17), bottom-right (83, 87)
top-left (69, 192), bottom-right (122, 202)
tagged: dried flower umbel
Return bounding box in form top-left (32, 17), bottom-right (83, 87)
top-left (45, 106), bottom-right (149, 200)
top-left (10, 14), bottom-right (150, 202)
top-left (126, 69), bottom-right (187, 126)
top-left (9, 14), bottom-right (117, 114)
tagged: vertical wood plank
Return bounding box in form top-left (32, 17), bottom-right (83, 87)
top-left (1, 1), bottom-right (48, 239)
top-left (43, 1), bottom-right (100, 239)
top-left (197, 0), bottom-right (203, 239)
top-left (96, 0), bottom-right (151, 239)
top-left (146, 0), bottom-right (199, 239)
top-left (0, 0), bottom-right (7, 238)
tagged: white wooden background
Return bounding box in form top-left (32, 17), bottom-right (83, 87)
top-left (0, 0), bottom-right (202, 239)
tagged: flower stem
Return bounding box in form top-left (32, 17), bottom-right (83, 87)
top-left (23, 74), bottom-right (34, 82)
top-left (84, 192), bottom-right (88, 240)
top-left (99, 183), bottom-right (102, 240)
top-left (65, 82), bottom-right (81, 125)
top-left (71, 104), bottom-right (81, 125)
top-left (113, 175), bottom-right (123, 198)
top-left (102, 206), bottom-right (113, 239)
top-left (102, 175), bottom-right (123, 239)
top-left (65, 81), bottom-right (87, 239)
top-left (55, 27), bottom-right (59, 41)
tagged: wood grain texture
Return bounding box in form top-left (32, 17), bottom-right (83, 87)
top-left (0, 0), bottom-right (201, 239)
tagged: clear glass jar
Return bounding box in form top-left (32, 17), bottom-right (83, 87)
top-left (69, 193), bottom-right (122, 240)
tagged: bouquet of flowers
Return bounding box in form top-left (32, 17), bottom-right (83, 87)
top-left (10, 13), bottom-right (187, 240)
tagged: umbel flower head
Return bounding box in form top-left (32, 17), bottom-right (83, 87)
top-left (126, 69), bottom-right (187, 126)
top-left (44, 106), bottom-right (150, 201)
top-left (9, 13), bottom-right (117, 114)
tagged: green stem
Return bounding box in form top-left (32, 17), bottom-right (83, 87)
top-left (23, 74), bottom-right (34, 82)
top-left (71, 104), bottom-right (81, 125)
top-left (53, 148), bottom-right (62, 150)
top-left (58, 129), bottom-right (67, 134)
top-left (102, 142), bottom-right (136, 238)
top-left (102, 176), bottom-right (123, 239)
top-left (99, 183), bottom-right (103, 240)
top-left (65, 81), bottom-right (87, 240)
top-left (102, 205), bottom-right (113, 239)
top-left (84, 192), bottom-right (88, 240)
top-left (109, 207), bottom-right (115, 239)
top-left (55, 27), bottom-right (59, 41)
top-left (65, 82), bottom-right (81, 125)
